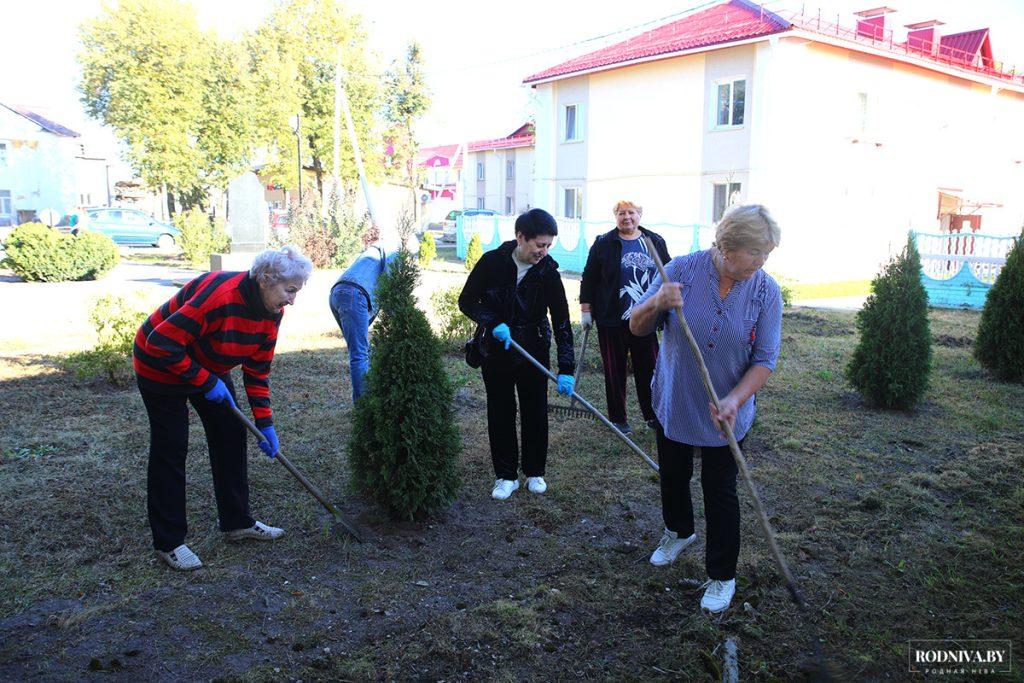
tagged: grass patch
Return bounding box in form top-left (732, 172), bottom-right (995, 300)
top-left (790, 279), bottom-right (872, 300)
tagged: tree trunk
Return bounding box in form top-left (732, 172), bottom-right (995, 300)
top-left (165, 188), bottom-right (175, 219)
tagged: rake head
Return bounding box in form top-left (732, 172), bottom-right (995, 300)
top-left (547, 402), bottom-right (596, 420)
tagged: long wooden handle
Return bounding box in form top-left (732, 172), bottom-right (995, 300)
top-left (506, 338), bottom-right (659, 473)
top-left (643, 238), bottom-right (805, 609)
top-left (227, 403), bottom-right (363, 543)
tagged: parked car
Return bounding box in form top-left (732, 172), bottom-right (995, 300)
top-left (83, 208), bottom-right (180, 248)
top-left (441, 208), bottom-right (498, 243)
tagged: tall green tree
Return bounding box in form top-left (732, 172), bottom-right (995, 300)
top-left (974, 231), bottom-right (1024, 382)
top-left (78, 0), bottom-right (256, 213)
top-left (846, 234), bottom-right (932, 409)
top-left (384, 42), bottom-right (432, 222)
top-left (246, 0), bottom-right (384, 197)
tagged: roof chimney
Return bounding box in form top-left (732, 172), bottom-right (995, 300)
top-left (905, 19), bottom-right (944, 56)
top-left (854, 7), bottom-right (896, 41)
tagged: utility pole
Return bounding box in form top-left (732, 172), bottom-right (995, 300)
top-left (333, 48), bottom-right (342, 206)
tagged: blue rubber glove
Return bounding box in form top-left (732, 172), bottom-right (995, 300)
top-left (557, 374), bottom-right (575, 396)
top-left (257, 426), bottom-right (279, 458)
top-left (204, 378), bottom-right (237, 408)
top-left (492, 323), bottom-right (512, 350)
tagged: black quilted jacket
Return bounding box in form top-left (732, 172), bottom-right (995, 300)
top-left (458, 240), bottom-right (575, 375)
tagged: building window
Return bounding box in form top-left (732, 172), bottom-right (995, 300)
top-left (564, 104), bottom-right (583, 142)
top-left (477, 161), bottom-right (485, 181)
top-left (476, 197), bottom-right (486, 210)
top-left (563, 188), bottom-right (582, 219)
top-left (715, 79), bottom-right (746, 127)
top-left (857, 91), bottom-right (869, 134)
top-left (506, 159), bottom-right (515, 179)
top-left (0, 190), bottom-right (12, 227)
top-left (713, 182), bottom-right (742, 222)
top-left (505, 196), bottom-right (513, 214)
top-left (0, 143), bottom-right (7, 167)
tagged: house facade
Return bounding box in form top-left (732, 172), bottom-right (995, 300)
top-left (524, 0), bottom-right (1024, 282)
top-left (0, 103), bottom-right (89, 226)
top-left (464, 124), bottom-right (535, 215)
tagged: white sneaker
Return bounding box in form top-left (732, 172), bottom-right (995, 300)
top-left (526, 476), bottom-right (547, 494)
top-left (491, 479), bottom-right (519, 500)
top-left (155, 544), bottom-right (202, 571)
top-left (225, 520), bottom-right (285, 542)
top-left (700, 578), bottom-right (736, 613)
top-left (649, 528), bottom-right (698, 566)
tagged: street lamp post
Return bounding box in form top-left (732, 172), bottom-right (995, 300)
top-left (289, 113), bottom-right (302, 204)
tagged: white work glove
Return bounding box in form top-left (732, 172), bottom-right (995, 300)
top-left (581, 311), bottom-right (592, 330)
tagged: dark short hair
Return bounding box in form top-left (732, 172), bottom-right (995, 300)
top-left (515, 208), bottom-right (558, 240)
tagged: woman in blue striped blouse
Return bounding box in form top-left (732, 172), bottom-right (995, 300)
top-left (630, 205), bottom-right (782, 614)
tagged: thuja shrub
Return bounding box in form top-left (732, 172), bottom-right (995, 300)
top-left (846, 234), bottom-right (932, 409)
top-left (348, 250), bottom-right (461, 519)
top-left (3, 222), bottom-right (118, 282)
top-left (975, 231), bottom-right (1024, 382)
top-left (465, 233), bottom-right (483, 271)
top-left (418, 230), bottom-right (437, 268)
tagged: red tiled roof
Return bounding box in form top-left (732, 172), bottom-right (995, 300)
top-left (523, 0), bottom-right (790, 84)
top-left (416, 143), bottom-right (462, 169)
top-left (468, 134), bottom-right (535, 152)
top-left (940, 29), bottom-right (988, 57)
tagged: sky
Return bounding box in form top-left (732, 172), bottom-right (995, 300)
top-left (4, 0), bottom-right (1023, 170)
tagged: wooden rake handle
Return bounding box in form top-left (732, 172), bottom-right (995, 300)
top-left (227, 403), bottom-right (363, 543)
top-left (643, 238), bottom-right (805, 609)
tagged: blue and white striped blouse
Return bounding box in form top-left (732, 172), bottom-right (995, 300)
top-left (635, 249), bottom-right (782, 446)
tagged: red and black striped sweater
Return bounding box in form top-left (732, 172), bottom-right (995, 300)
top-left (134, 271), bottom-right (281, 428)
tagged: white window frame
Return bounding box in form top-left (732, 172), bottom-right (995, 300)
top-left (505, 196), bottom-right (513, 214)
top-left (713, 77), bottom-right (746, 129)
top-left (563, 103), bottom-right (584, 143)
top-left (0, 190), bottom-right (12, 225)
top-left (476, 197), bottom-right (486, 210)
top-left (563, 187), bottom-right (583, 220)
top-left (506, 159), bottom-right (515, 179)
top-left (476, 161), bottom-right (485, 181)
top-left (712, 181), bottom-right (742, 222)
top-left (0, 142), bottom-right (7, 167)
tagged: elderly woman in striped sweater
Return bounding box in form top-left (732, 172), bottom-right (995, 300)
top-left (134, 245), bottom-right (313, 571)
top-left (629, 205), bottom-right (782, 614)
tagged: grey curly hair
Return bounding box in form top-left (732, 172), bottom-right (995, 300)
top-left (714, 204), bottom-right (781, 254)
top-left (249, 245), bottom-right (313, 284)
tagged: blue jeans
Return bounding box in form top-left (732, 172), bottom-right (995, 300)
top-left (329, 283), bottom-right (371, 402)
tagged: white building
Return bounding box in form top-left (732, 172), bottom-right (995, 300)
top-left (464, 124), bottom-right (535, 215)
top-left (523, 0), bottom-right (1024, 283)
top-left (0, 103), bottom-right (112, 227)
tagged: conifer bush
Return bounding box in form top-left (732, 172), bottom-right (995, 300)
top-left (465, 233), bottom-right (483, 271)
top-left (347, 250), bottom-right (461, 519)
top-left (3, 222), bottom-right (118, 282)
top-left (845, 234), bottom-right (932, 409)
top-left (418, 230), bottom-right (437, 268)
top-left (974, 231), bottom-right (1024, 382)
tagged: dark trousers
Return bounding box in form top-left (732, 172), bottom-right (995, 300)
top-left (481, 359), bottom-right (549, 480)
top-left (139, 377), bottom-right (254, 552)
top-left (656, 425), bottom-right (742, 580)
top-left (596, 324), bottom-right (659, 424)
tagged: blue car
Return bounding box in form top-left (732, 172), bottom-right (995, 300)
top-left (84, 208), bottom-right (180, 248)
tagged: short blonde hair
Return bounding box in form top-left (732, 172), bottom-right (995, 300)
top-left (714, 204), bottom-right (781, 253)
top-left (612, 200), bottom-right (642, 214)
top-left (250, 245), bottom-right (313, 284)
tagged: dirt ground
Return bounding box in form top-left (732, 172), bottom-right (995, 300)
top-left (0, 257), bottom-right (1021, 681)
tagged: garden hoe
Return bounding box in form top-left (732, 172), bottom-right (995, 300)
top-left (506, 338), bottom-right (659, 473)
top-left (643, 238), bottom-right (836, 680)
top-left (548, 324), bottom-right (596, 420)
top-left (228, 404), bottom-right (364, 543)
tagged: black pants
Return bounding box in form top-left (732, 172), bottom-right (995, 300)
top-left (656, 424), bottom-right (742, 580)
top-left (596, 324), bottom-right (659, 424)
top-left (481, 358), bottom-right (549, 480)
top-left (139, 377), bottom-right (254, 552)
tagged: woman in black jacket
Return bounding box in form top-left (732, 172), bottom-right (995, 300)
top-left (579, 200), bottom-right (670, 435)
top-left (459, 209), bottom-right (575, 500)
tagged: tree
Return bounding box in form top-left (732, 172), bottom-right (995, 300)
top-left (348, 251), bottom-right (461, 519)
top-left (418, 231), bottom-right (437, 269)
top-left (247, 0), bottom-right (384, 197)
top-left (78, 0), bottom-right (256, 213)
top-left (975, 231), bottom-right (1024, 382)
top-left (384, 43), bottom-right (432, 223)
top-left (465, 233), bottom-right (483, 271)
top-left (846, 234), bottom-right (932, 409)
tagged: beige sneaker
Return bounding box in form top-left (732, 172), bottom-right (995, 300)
top-left (649, 529), bottom-right (698, 566)
top-left (526, 476), bottom-right (547, 494)
top-left (225, 521), bottom-right (285, 542)
top-left (155, 544), bottom-right (202, 571)
top-left (700, 579), bottom-right (736, 613)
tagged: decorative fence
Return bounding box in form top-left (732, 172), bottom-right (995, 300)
top-left (913, 231), bottom-right (1017, 309)
top-left (456, 216), bottom-right (714, 273)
